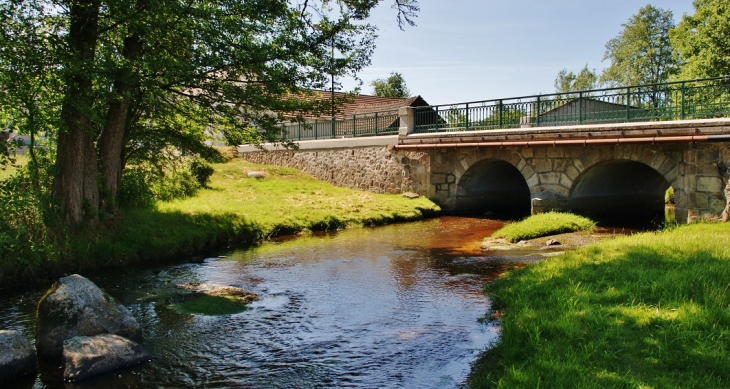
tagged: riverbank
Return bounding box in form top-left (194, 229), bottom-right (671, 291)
top-left (470, 222), bottom-right (730, 388)
top-left (0, 158), bottom-right (440, 288)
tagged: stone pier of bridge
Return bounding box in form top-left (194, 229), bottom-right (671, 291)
top-left (238, 117), bottom-right (730, 224)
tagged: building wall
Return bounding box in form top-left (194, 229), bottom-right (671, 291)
top-left (239, 146), bottom-right (431, 195)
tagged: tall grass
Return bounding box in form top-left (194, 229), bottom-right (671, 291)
top-left (490, 212), bottom-right (596, 243)
top-left (471, 223), bottom-right (730, 388)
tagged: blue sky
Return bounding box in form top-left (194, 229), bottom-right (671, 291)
top-left (341, 0), bottom-right (696, 105)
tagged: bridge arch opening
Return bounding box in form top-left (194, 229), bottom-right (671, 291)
top-left (455, 159), bottom-right (531, 217)
top-left (569, 160), bottom-right (673, 227)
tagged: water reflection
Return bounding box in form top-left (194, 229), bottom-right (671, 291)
top-left (0, 217), bottom-right (514, 389)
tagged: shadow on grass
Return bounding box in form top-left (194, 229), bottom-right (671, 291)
top-left (70, 209), bottom-right (261, 270)
top-left (472, 234), bottom-right (730, 388)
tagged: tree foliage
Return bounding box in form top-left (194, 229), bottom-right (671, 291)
top-left (600, 5), bottom-right (679, 87)
top-left (554, 65), bottom-right (599, 93)
top-left (0, 0), bottom-right (419, 228)
top-left (671, 0), bottom-right (730, 79)
top-left (370, 71), bottom-right (411, 98)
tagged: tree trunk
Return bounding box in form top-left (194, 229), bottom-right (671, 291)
top-left (54, 0), bottom-right (101, 226)
top-left (98, 0), bottom-right (147, 211)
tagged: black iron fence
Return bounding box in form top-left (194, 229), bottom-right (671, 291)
top-left (413, 76), bottom-right (730, 133)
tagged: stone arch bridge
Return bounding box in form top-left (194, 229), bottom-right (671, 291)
top-left (239, 118), bottom-right (730, 224)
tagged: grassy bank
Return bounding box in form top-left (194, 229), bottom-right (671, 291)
top-left (490, 212), bottom-right (596, 243)
top-left (2, 158), bottom-right (439, 286)
top-left (471, 223), bottom-right (730, 388)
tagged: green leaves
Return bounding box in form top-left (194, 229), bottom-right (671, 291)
top-left (370, 71), bottom-right (411, 98)
top-left (600, 5), bottom-right (679, 87)
top-left (671, 0), bottom-right (730, 79)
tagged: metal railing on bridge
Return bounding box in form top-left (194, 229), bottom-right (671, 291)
top-left (414, 76), bottom-right (730, 134)
top-left (281, 109), bottom-right (400, 141)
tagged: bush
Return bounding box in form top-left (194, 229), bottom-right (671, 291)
top-left (0, 167), bottom-right (62, 280)
top-left (189, 159), bottom-right (214, 188)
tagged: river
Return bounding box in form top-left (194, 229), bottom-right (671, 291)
top-left (1, 216), bottom-right (549, 388)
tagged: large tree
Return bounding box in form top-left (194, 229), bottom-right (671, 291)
top-left (0, 0), bottom-right (419, 227)
top-left (600, 4), bottom-right (679, 87)
top-left (671, 0), bottom-right (730, 79)
top-left (554, 65), bottom-right (599, 94)
top-left (370, 71), bottom-right (411, 98)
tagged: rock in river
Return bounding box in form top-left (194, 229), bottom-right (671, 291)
top-left (36, 274), bottom-right (143, 360)
top-left (0, 330), bottom-right (36, 381)
top-left (63, 334), bottom-right (150, 382)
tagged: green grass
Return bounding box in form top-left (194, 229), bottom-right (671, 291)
top-left (171, 295), bottom-right (249, 316)
top-left (0, 154), bottom-right (28, 181)
top-left (471, 222), bottom-right (730, 388)
top-left (69, 158), bottom-right (440, 271)
top-left (490, 212), bottom-right (596, 243)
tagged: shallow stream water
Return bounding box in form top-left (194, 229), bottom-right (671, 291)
top-left (1, 217), bottom-right (549, 388)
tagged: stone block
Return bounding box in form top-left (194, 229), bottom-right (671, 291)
top-left (517, 158), bottom-right (526, 171)
top-left (689, 192), bottom-right (709, 209)
top-left (431, 174), bottom-right (446, 185)
top-left (697, 176), bottom-right (723, 193)
top-left (532, 148), bottom-right (547, 158)
top-left (553, 159), bottom-right (568, 172)
top-left (521, 166), bottom-right (535, 180)
top-left (533, 158), bottom-right (552, 173)
top-left (520, 148), bottom-right (534, 158)
top-left (573, 158), bottom-right (584, 171)
top-left (566, 166), bottom-right (580, 180)
top-left (526, 174), bottom-right (539, 187)
top-left (710, 198), bottom-right (727, 213)
top-left (559, 173), bottom-right (573, 189)
top-left (460, 158), bottom-right (470, 171)
top-left (664, 166), bottom-right (678, 185)
top-left (546, 147), bottom-right (565, 158)
top-left (540, 172), bottom-right (561, 185)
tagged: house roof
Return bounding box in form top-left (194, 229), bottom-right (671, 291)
top-left (539, 97), bottom-right (637, 116)
top-left (301, 91), bottom-right (431, 118)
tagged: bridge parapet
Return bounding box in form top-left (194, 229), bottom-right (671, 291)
top-left (393, 118), bottom-right (730, 149)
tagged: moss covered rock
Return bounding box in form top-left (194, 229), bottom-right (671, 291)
top-left (36, 274), bottom-right (142, 360)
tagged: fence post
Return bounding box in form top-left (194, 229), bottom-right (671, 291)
top-left (681, 82), bottom-right (686, 120)
top-left (579, 92), bottom-right (584, 124)
top-left (352, 114), bottom-right (356, 138)
top-left (498, 100), bottom-right (503, 129)
top-left (626, 87), bottom-right (631, 122)
top-left (314, 118), bottom-right (318, 140)
top-left (465, 103), bottom-right (470, 131)
top-left (399, 107), bottom-right (415, 135)
top-left (536, 96), bottom-right (541, 126)
top-left (375, 112), bottom-right (379, 136)
top-left (298, 122), bottom-right (301, 141)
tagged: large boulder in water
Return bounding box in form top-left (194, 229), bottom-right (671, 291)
top-left (0, 330), bottom-right (36, 381)
top-left (63, 334), bottom-right (150, 382)
top-left (36, 274), bottom-right (142, 360)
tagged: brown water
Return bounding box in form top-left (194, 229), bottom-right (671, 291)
top-left (1, 217), bottom-right (543, 389)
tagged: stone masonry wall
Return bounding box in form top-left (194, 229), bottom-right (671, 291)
top-left (427, 142), bottom-right (730, 223)
top-left (239, 146), bottom-right (430, 195)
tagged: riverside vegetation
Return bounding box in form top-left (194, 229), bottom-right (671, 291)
top-left (470, 222), bottom-right (730, 388)
top-left (489, 212), bottom-right (596, 243)
top-left (0, 154), bottom-right (439, 287)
